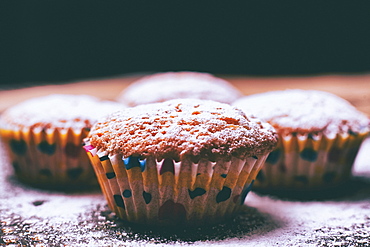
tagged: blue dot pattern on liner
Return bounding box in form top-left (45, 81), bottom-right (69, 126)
top-left (160, 158), bottom-right (175, 175)
top-left (37, 141), bottom-right (56, 155)
top-left (216, 186), bottom-right (232, 203)
top-left (143, 191), bottom-right (152, 204)
top-left (158, 200), bottom-right (186, 223)
top-left (279, 164), bottom-right (287, 173)
top-left (64, 142), bottom-right (81, 158)
top-left (323, 172), bottom-right (336, 183)
top-left (99, 155), bottom-right (109, 161)
top-left (300, 148), bottom-right (318, 162)
top-left (348, 129), bottom-right (358, 136)
top-left (123, 156), bottom-right (146, 172)
top-left (308, 133), bottom-right (315, 139)
top-left (122, 190), bottom-right (132, 198)
top-left (39, 169), bottom-right (52, 177)
top-left (114, 195), bottom-right (125, 208)
top-left (256, 170), bottom-right (265, 182)
top-left (188, 188), bottom-right (206, 199)
top-left (221, 174), bottom-right (227, 178)
top-left (266, 148), bottom-right (281, 164)
top-left (10, 139), bottom-right (27, 155)
top-left (12, 162), bottom-right (20, 173)
top-left (67, 168), bottom-right (83, 179)
top-left (328, 147), bottom-right (341, 163)
top-left (294, 175), bottom-right (308, 184)
top-left (346, 147), bottom-right (360, 164)
top-left (240, 180), bottom-right (254, 205)
top-left (106, 172), bottom-right (116, 179)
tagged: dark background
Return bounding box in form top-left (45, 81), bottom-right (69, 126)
top-left (1, 1), bottom-right (370, 89)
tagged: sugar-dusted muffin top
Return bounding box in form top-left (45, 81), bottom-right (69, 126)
top-left (88, 99), bottom-right (278, 162)
top-left (233, 89), bottom-right (370, 136)
top-left (117, 71), bottom-right (243, 106)
top-left (0, 94), bottom-right (126, 131)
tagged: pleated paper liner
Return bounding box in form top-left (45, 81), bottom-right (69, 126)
top-left (84, 140), bottom-right (269, 226)
top-left (0, 127), bottom-right (98, 189)
top-left (254, 130), bottom-right (369, 195)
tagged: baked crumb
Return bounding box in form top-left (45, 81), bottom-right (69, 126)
top-left (89, 99), bottom-right (278, 162)
top-left (233, 89), bottom-right (370, 135)
top-left (0, 94), bottom-right (125, 131)
top-left (117, 72), bottom-right (243, 106)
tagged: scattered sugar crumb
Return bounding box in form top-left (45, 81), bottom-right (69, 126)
top-left (1, 138), bottom-right (370, 246)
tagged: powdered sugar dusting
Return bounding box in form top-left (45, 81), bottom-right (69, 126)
top-left (0, 94), bottom-right (126, 130)
top-left (1, 136), bottom-right (370, 246)
top-left (117, 71), bottom-right (243, 106)
top-left (233, 89), bottom-right (370, 135)
top-left (89, 99), bottom-right (278, 161)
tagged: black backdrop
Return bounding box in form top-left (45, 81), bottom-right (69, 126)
top-left (1, 1), bottom-right (370, 88)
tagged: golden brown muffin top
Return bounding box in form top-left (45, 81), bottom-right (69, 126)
top-left (233, 89), bottom-right (370, 136)
top-left (117, 71), bottom-right (243, 106)
top-left (0, 94), bottom-right (125, 131)
top-left (89, 99), bottom-right (278, 162)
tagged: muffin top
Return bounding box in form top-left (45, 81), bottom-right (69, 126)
top-left (117, 71), bottom-right (243, 106)
top-left (0, 94), bottom-right (125, 131)
top-left (233, 89), bottom-right (370, 136)
top-left (88, 99), bottom-right (278, 162)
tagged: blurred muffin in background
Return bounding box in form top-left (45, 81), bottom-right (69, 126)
top-left (233, 89), bottom-right (370, 193)
top-left (84, 99), bottom-right (277, 226)
top-left (0, 94), bottom-right (125, 189)
top-left (117, 71), bottom-right (243, 106)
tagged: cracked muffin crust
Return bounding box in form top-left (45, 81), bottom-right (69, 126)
top-left (89, 99), bottom-right (278, 162)
top-left (233, 89), bottom-right (370, 191)
top-left (0, 94), bottom-right (125, 188)
top-left (233, 89), bottom-right (369, 136)
top-left (117, 71), bottom-right (243, 106)
top-left (84, 98), bottom-right (278, 226)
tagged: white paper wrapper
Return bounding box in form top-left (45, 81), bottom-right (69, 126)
top-left (0, 127), bottom-right (97, 188)
top-left (254, 131), bottom-right (369, 191)
top-left (84, 140), bottom-right (269, 226)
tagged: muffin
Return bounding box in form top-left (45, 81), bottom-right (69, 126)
top-left (117, 71), bottom-right (243, 106)
top-left (0, 94), bottom-right (125, 189)
top-left (233, 89), bottom-right (370, 192)
top-left (83, 99), bottom-right (278, 226)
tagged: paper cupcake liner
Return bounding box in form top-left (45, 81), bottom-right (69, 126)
top-left (254, 131), bottom-right (369, 190)
top-left (84, 140), bottom-right (269, 226)
top-left (0, 127), bottom-right (97, 188)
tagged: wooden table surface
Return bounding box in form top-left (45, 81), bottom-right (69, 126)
top-left (1, 73), bottom-right (370, 115)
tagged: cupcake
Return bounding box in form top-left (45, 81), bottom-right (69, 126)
top-left (117, 71), bottom-right (243, 106)
top-left (84, 99), bottom-right (278, 226)
top-left (233, 89), bottom-right (370, 192)
top-left (0, 94), bottom-right (125, 189)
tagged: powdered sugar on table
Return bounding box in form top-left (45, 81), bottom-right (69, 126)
top-left (1, 137), bottom-right (370, 246)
